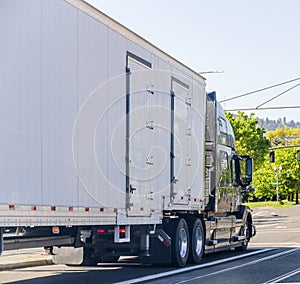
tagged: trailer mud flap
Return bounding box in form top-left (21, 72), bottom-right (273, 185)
top-left (140, 229), bottom-right (171, 264)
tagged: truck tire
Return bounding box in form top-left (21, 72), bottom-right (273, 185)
top-left (187, 218), bottom-right (205, 264)
top-left (165, 218), bottom-right (190, 267)
top-left (236, 217), bottom-right (251, 252)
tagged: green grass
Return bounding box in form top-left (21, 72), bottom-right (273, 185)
top-left (244, 200), bottom-right (296, 209)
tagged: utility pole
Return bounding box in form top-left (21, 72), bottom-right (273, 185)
top-left (273, 165), bottom-right (282, 202)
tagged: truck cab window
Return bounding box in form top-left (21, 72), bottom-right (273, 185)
top-left (231, 158), bottom-right (239, 187)
top-left (218, 117), bottom-right (228, 145)
top-left (219, 151), bottom-right (231, 187)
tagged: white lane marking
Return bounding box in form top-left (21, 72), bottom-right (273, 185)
top-left (255, 224), bottom-right (291, 229)
top-left (174, 248), bottom-right (300, 284)
top-left (256, 229), bottom-right (300, 233)
top-left (264, 267), bottom-right (300, 283)
top-left (250, 242), bottom-right (300, 248)
top-left (253, 211), bottom-right (264, 217)
top-left (254, 222), bottom-right (286, 228)
top-left (113, 249), bottom-right (273, 284)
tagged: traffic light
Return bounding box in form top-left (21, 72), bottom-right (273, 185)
top-left (297, 150), bottom-right (300, 162)
top-left (270, 151), bottom-right (275, 163)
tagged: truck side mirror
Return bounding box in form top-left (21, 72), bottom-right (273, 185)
top-left (297, 150), bottom-right (300, 162)
top-left (239, 156), bottom-right (253, 187)
top-left (270, 151), bottom-right (275, 163)
top-left (232, 155), bottom-right (253, 187)
top-left (241, 185), bottom-right (255, 195)
top-left (245, 158), bottom-right (253, 182)
top-left (241, 157), bottom-right (253, 186)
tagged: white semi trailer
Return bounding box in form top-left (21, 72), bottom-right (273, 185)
top-left (0, 0), bottom-right (255, 267)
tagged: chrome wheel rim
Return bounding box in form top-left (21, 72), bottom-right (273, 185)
top-left (195, 226), bottom-right (203, 255)
top-left (243, 222), bottom-right (250, 246)
top-left (179, 228), bottom-right (188, 258)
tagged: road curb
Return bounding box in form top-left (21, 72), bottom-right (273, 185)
top-left (0, 258), bottom-right (54, 271)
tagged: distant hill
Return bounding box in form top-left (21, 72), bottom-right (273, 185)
top-left (258, 117), bottom-right (300, 131)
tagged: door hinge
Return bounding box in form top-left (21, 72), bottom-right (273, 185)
top-left (130, 184), bottom-right (137, 193)
top-left (147, 84), bottom-right (154, 94)
top-left (146, 120), bottom-right (154, 129)
top-left (146, 156), bottom-right (154, 165)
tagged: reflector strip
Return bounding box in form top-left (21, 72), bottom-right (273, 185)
top-left (157, 234), bottom-right (170, 247)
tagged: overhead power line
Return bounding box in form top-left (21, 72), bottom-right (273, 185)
top-left (220, 77), bottom-right (300, 103)
top-left (198, 70), bottom-right (224, 74)
top-left (256, 83), bottom-right (300, 108)
top-left (225, 105), bottom-right (300, 112)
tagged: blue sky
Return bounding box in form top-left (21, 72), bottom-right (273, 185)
top-left (86, 0), bottom-right (300, 122)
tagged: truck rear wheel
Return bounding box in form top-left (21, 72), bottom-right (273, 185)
top-left (165, 218), bottom-right (190, 267)
top-left (188, 218), bottom-right (205, 264)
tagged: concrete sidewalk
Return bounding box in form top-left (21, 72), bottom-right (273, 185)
top-left (0, 248), bottom-right (54, 271)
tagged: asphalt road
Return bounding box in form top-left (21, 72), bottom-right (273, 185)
top-left (250, 205), bottom-right (300, 249)
top-left (1, 205), bottom-right (299, 284)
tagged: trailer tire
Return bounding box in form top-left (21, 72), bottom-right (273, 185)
top-left (165, 218), bottom-right (190, 267)
top-left (187, 218), bottom-right (205, 264)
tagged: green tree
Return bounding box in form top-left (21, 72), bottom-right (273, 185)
top-left (226, 111), bottom-right (270, 170)
top-left (252, 127), bottom-right (300, 202)
top-left (252, 159), bottom-right (275, 200)
top-left (267, 127), bottom-right (300, 203)
top-left (267, 126), bottom-right (300, 147)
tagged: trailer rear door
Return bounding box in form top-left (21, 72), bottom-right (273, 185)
top-left (125, 52), bottom-right (153, 216)
top-left (171, 78), bottom-right (191, 204)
